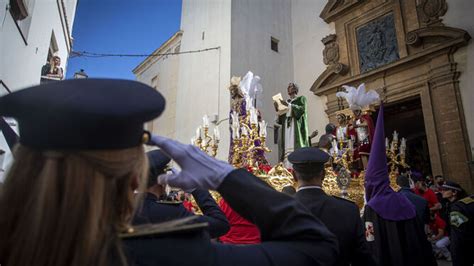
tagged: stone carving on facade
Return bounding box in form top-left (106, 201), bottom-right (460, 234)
top-left (312, 0), bottom-right (473, 191)
top-left (320, 0), bottom-right (365, 23)
top-left (310, 35), bottom-right (348, 94)
top-left (407, 1), bottom-right (470, 47)
top-left (323, 34), bottom-right (340, 65)
top-left (357, 13), bottom-right (400, 73)
top-left (417, 0), bottom-right (448, 26)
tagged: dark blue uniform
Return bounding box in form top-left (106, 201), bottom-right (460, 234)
top-left (133, 188), bottom-right (229, 238)
top-left (399, 187), bottom-right (430, 226)
top-left (122, 169), bottom-right (339, 266)
top-left (296, 187), bottom-right (374, 266)
top-left (449, 195), bottom-right (474, 266)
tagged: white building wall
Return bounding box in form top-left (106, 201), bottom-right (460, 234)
top-left (134, 35), bottom-right (181, 140)
top-left (443, 0), bottom-right (474, 159)
top-left (230, 0), bottom-right (294, 164)
top-left (177, 0), bottom-right (232, 160)
top-left (291, 0), bottom-right (334, 143)
top-left (0, 0), bottom-right (77, 180)
top-left (0, 0), bottom-right (77, 92)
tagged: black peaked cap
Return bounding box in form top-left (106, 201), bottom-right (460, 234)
top-left (0, 79), bottom-right (165, 150)
top-left (147, 149), bottom-right (171, 178)
top-left (288, 147), bottom-right (330, 174)
top-left (288, 147), bottom-right (330, 164)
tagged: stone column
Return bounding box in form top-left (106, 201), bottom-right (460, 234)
top-left (427, 51), bottom-right (473, 191)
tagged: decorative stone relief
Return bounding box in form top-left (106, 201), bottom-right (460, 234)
top-left (356, 13), bottom-right (400, 73)
top-left (417, 0), bottom-right (447, 26)
top-left (322, 34), bottom-right (340, 65)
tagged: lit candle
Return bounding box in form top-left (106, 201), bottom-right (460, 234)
top-left (393, 131), bottom-right (398, 142)
top-left (385, 138), bottom-right (389, 149)
top-left (213, 127), bottom-right (220, 141)
top-left (401, 137), bottom-right (406, 148)
top-left (202, 115), bottom-right (210, 128)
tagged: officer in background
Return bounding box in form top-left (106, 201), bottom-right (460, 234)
top-left (442, 181), bottom-right (473, 266)
top-left (133, 149), bottom-right (230, 239)
top-left (289, 147), bottom-right (375, 266)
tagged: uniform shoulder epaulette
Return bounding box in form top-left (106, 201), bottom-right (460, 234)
top-left (459, 196), bottom-right (474, 205)
top-left (332, 195), bottom-right (356, 204)
top-left (119, 216), bottom-right (208, 239)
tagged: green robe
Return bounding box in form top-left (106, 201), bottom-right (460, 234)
top-left (277, 95), bottom-right (309, 161)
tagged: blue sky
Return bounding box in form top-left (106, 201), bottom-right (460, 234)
top-left (66, 0), bottom-right (182, 80)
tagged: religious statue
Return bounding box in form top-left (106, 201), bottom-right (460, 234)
top-left (335, 113), bottom-right (350, 144)
top-left (273, 83), bottom-right (309, 162)
top-left (336, 83), bottom-right (379, 170)
top-left (41, 55), bottom-right (64, 80)
top-left (227, 73), bottom-right (268, 167)
top-left (350, 108), bottom-right (375, 169)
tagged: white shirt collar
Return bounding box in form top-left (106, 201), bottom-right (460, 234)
top-left (297, 186), bottom-right (322, 192)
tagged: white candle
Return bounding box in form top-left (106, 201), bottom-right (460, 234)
top-left (348, 139), bottom-right (353, 151)
top-left (385, 138), bottom-right (389, 149)
top-left (241, 126), bottom-right (248, 136)
top-left (191, 137), bottom-right (196, 145)
top-left (250, 107), bottom-right (258, 125)
top-left (245, 96), bottom-right (252, 111)
top-left (213, 127), bottom-right (220, 141)
top-left (332, 139), bottom-right (338, 155)
top-left (231, 111), bottom-right (239, 127)
top-left (202, 115), bottom-right (210, 128)
top-left (393, 131), bottom-right (398, 142)
top-left (195, 126), bottom-right (201, 139)
top-left (259, 121), bottom-right (267, 137)
top-left (401, 137), bottom-right (406, 148)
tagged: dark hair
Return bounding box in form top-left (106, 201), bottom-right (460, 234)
top-left (325, 123), bottom-right (336, 135)
top-left (396, 174), bottom-right (410, 188)
top-left (288, 83), bottom-right (299, 92)
top-left (282, 186), bottom-right (296, 196)
top-left (294, 164), bottom-right (325, 182)
top-left (318, 134), bottom-right (332, 150)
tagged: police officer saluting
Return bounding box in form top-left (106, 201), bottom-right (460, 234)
top-left (0, 79), bottom-right (338, 266)
top-left (133, 149), bottom-right (230, 239)
top-left (289, 147), bottom-right (375, 266)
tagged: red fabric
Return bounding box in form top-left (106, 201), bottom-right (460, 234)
top-left (218, 198), bottom-right (261, 244)
top-left (183, 200), bottom-right (194, 213)
top-left (413, 188), bottom-right (439, 209)
top-left (429, 214), bottom-right (446, 236)
top-left (350, 114), bottom-right (375, 160)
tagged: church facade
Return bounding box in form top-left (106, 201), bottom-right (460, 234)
top-left (134, 0), bottom-right (474, 192)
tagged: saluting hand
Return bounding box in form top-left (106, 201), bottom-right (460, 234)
top-left (149, 135), bottom-right (234, 191)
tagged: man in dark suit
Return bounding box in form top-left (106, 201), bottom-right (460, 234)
top-left (133, 149), bottom-right (230, 239)
top-left (289, 147), bottom-right (375, 266)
